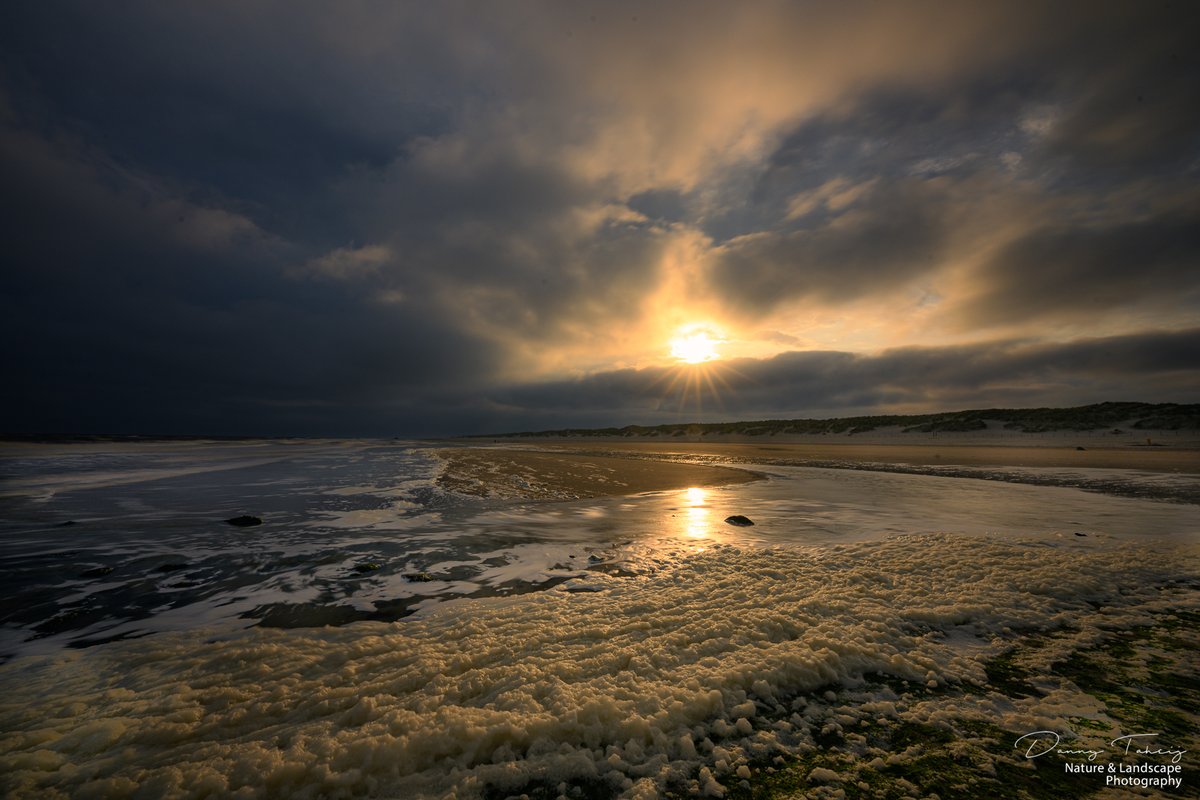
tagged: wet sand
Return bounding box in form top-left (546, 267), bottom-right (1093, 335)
top-left (440, 438), bottom-right (1200, 504)
top-left (435, 448), bottom-right (761, 499)
top-left (526, 440), bottom-right (1200, 473)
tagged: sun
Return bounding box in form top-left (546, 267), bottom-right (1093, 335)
top-left (669, 328), bottom-right (723, 364)
top-left (655, 324), bottom-right (739, 416)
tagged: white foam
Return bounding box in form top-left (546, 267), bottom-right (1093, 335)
top-left (2, 532), bottom-right (1196, 799)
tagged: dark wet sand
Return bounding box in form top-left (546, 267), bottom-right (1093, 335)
top-left (523, 441), bottom-right (1200, 473)
top-left (436, 448), bottom-right (761, 499)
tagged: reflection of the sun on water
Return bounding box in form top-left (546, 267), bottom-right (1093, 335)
top-left (682, 486), bottom-right (709, 540)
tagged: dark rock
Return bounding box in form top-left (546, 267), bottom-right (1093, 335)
top-left (226, 515), bottom-right (263, 527)
top-left (353, 562), bottom-right (382, 574)
top-left (725, 515), bottom-right (755, 527)
top-left (1074, 532), bottom-right (1088, 537)
top-left (1076, 446), bottom-right (1086, 451)
top-left (57, 520), bottom-right (78, 527)
top-left (405, 571), bottom-right (435, 582)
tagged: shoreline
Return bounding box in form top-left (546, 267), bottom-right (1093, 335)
top-left (435, 438), bottom-right (1200, 505)
top-left (519, 440), bottom-right (1200, 473)
top-left (464, 422), bottom-right (1200, 450)
top-left (433, 447), bottom-right (761, 500)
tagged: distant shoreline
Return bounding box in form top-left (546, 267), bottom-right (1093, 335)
top-left (471, 427), bottom-right (1200, 450)
top-left (491, 439), bottom-right (1200, 470)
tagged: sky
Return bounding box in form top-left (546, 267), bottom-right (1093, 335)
top-left (2, 1), bottom-right (1198, 436)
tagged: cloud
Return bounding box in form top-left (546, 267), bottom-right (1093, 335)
top-left (957, 210), bottom-right (1200, 327)
top-left (301, 245), bottom-right (393, 281)
top-left (1034, 16), bottom-right (1200, 172)
top-left (784, 178), bottom-right (878, 221)
top-left (1, 2), bottom-right (1198, 435)
top-left (0, 98), bottom-right (501, 436)
top-left (482, 328), bottom-right (1200, 430)
top-left (706, 177), bottom-right (959, 312)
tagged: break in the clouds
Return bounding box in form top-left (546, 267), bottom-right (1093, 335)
top-left (1, 1), bottom-right (1197, 435)
top-left (485, 328), bottom-right (1200, 431)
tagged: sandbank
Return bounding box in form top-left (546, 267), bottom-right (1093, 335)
top-left (435, 447), bottom-right (760, 499)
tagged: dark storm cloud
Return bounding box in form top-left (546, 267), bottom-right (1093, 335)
top-left (1035, 9), bottom-right (1200, 173)
top-left (1, 2), bottom-right (1197, 436)
top-left (342, 139), bottom-right (669, 341)
top-left (626, 189), bottom-right (691, 225)
top-left (484, 328), bottom-right (1200, 430)
top-left (0, 2), bottom-right (556, 435)
top-left (698, 2), bottom-right (1200, 318)
top-left (706, 83), bottom-right (1028, 241)
top-left (707, 178), bottom-right (956, 311)
top-left (3, 2), bottom-right (672, 345)
top-left (959, 209), bottom-right (1200, 326)
top-left (0, 3), bottom-right (474, 249)
top-left (0, 108), bottom-right (501, 436)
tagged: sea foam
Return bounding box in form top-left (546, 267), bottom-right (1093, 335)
top-left (2, 532), bottom-right (1196, 799)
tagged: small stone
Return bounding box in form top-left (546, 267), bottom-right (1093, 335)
top-left (406, 571), bottom-right (435, 582)
top-left (724, 515), bottom-right (755, 527)
top-left (226, 515), bottom-right (263, 527)
top-left (353, 562), bottom-right (382, 573)
top-left (1074, 531), bottom-right (1088, 537)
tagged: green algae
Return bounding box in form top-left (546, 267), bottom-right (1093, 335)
top-left (711, 718), bottom-right (1082, 800)
top-left (712, 605), bottom-right (1198, 800)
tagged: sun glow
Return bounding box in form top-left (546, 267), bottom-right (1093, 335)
top-left (651, 324), bottom-right (742, 419)
top-left (682, 487), bottom-right (709, 539)
top-left (669, 329), bottom-right (723, 364)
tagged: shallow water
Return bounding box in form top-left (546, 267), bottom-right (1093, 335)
top-left (0, 441), bottom-right (1196, 657)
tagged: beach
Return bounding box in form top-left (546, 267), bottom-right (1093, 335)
top-left (0, 437), bottom-right (1197, 798)
top-left (434, 447), bottom-right (761, 499)
top-left (527, 438), bottom-right (1199, 472)
top-left (446, 435), bottom-right (1200, 504)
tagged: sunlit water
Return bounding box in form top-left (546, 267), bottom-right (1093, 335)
top-left (1, 439), bottom-right (1194, 658)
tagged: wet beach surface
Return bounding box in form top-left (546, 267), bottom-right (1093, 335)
top-left (0, 438), bottom-right (1197, 798)
top-left (2, 439), bottom-right (1195, 656)
top-left (512, 439), bottom-right (1200, 503)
